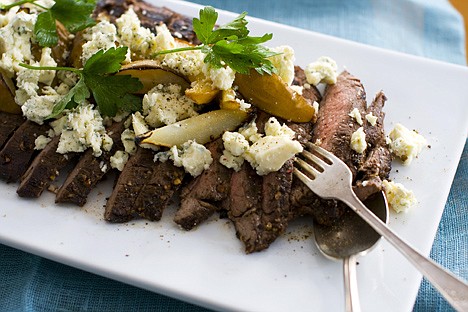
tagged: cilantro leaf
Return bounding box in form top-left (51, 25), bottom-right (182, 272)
top-left (155, 6), bottom-right (277, 76)
top-left (34, 11), bottom-right (58, 47)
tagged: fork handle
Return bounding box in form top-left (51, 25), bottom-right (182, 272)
top-left (343, 192), bottom-right (468, 312)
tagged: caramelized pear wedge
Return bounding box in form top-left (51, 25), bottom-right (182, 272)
top-left (234, 70), bottom-right (317, 123)
top-left (0, 72), bottom-right (21, 114)
top-left (136, 109), bottom-right (249, 148)
top-left (117, 60), bottom-right (190, 94)
top-left (185, 78), bottom-right (220, 104)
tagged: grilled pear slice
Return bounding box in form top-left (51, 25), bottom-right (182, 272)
top-left (234, 70), bottom-right (316, 123)
top-left (136, 109), bottom-right (249, 147)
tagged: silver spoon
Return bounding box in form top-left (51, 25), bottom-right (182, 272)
top-left (313, 191), bottom-right (388, 312)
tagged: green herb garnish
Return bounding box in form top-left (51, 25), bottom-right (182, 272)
top-left (1, 0), bottom-right (96, 47)
top-left (20, 47), bottom-right (143, 118)
top-left (154, 6), bottom-right (278, 75)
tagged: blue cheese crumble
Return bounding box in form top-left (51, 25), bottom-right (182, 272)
top-left (383, 180), bottom-right (417, 213)
top-left (305, 56), bottom-right (338, 86)
top-left (388, 123), bottom-right (426, 165)
top-left (156, 140), bottom-right (213, 177)
top-left (350, 127), bottom-right (366, 154)
top-left (142, 84), bottom-right (198, 127)
top-left (52, 103), bottom-right (113, 157)
top-left (220, 117), bottom-right (303, 175)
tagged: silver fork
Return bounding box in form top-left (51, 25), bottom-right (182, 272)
top-left (294, 143), bottom-right (468, 312)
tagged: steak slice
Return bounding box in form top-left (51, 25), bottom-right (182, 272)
top-left (226, 112), bottom-right (297, 253)
top-left (0, 120), bottom-right (50, 183)
top-left (0, 112), bottom-right (24, 148)
top-left (104, 147), bottom-right (155, 222)
top-left (133, 160), bottom-right (185, 221)
top-left (227, 163), bottom-right (264, 253)
top-left (354, 91), bottom-right (392, 199)
top-left (17, 136), bottom-right (77, 198)
top-left (312, 71), bottom-right (367, 178)
top-left (55, 121), bottom-right (125, 206)
top-left (174, 138), bottom-right (231, 230)
top-left (290, 71), bottom-right (369, 225)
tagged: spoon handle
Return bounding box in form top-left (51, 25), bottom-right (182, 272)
top-left (344, 255), bottom-right (361, 312)
top-left (342, 192), bottom-right (468, 312)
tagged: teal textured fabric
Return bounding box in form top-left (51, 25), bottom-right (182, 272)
top-left (0, 0), bottom-right (466, 311)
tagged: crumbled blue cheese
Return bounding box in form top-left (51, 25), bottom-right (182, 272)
top-left (221, 117), bottom-right (302, 175)
top-left (382, 180), bottom-right (417, 213)
top-left (290, 85), bottom-right (303, 95)
top-left (264, 117), bottom-right (295, 138)
top-left (38, 47), bottom-right (57, 85)
top-left (53, 103), bottom-right (113, 157)
top-left (0, 10), bottom-right (36, 77)
top-left (121, 129), bottom-right (137, 155)
top-left (15, 63), bottom-right (41, 105)
top-left (305, 56), bottom-right (338, 86)
top-left (34, 135), bottom-right (52, 150)
top-left (388, 123), bottom-right (426, 165)
top-left (365, 112), bottom-right (378, 126)
top-left (81, 20), bottom-right (122, 64)
top-left (222, 131), bottom-right (249, 157)
top-left (245, 135), bottom-right (303, 175)
top-left (219, 150), bottom-right (244, 171)
top-left (349, 108), bottom-right (363, 126)
top-left (143, 84), bottom-right (198, 127)
top-left (116, 8), bottom-right (160, 60)
top-left (21, 88), bottom-right (62, 124)
top-left (132, 112), bottom-right (150, 136)
top-left (350, 127), bottom-right (366, 154)
top-left (202, 62), bottom-right (235, 90)
top-left (110, 150), bottom-right (129, 171)
top-left (156, 140), bottom-right (213, 177)
top-left (269, 45), bottom-right (295, 85)
top-left (238, 118), bottom-right (262, 143)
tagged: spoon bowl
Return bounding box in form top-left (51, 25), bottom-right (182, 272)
top-left (313, 191), bottom-right (389, 311)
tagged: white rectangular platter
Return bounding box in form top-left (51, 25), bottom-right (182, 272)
top-left (1, 1), bottom-right (468, 311)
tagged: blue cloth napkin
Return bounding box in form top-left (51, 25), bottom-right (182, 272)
top-left (0, 0), bottom-right (466, 311)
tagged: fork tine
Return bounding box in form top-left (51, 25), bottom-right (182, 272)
top-left (301, 149), bottom-right (328, 171)
top-left (305, 142), bottom-right (339, 164)
top-left (293, 167), bottom-right (314, 186)
top-left (295, 158), bottom-right (320, 178)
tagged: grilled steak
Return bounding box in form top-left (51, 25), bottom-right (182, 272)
top-left (17, 136), bottom-right (77, 198)
top-left (55, 121), bottom-right (126, 206)
top-left (226, 163), bottom-right (264, 253)
top-left (0, 120), bottom-right (50, 183)
top-left (0, 112), bottom-right (24, 148)
top-left (134, 160), bottom-right (185, 221)
top-left (354, 91), bottom-right (392, 199)
top-left (174, 138), bottom-right (231, 230)
top-left (104, 147), bottom-right (155, 222)
top-left (312, 71), bottom-right (367, 178)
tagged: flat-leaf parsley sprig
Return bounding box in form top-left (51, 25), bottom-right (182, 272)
top-left (20, 47), bottom-right (143, 118)
top-left (154, 6), bottom-right (278, 75)
top-left (1, 0), bottom-right (97, 47)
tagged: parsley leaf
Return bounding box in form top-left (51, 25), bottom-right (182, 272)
top-left (155, 6), bottom-right (277, 75)
top-left (20, 47), bottom-right (143, 118)
top-left (2, 0), bottom-right (97, 47)
top-left (34, 10), bottom-right (58, 47)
